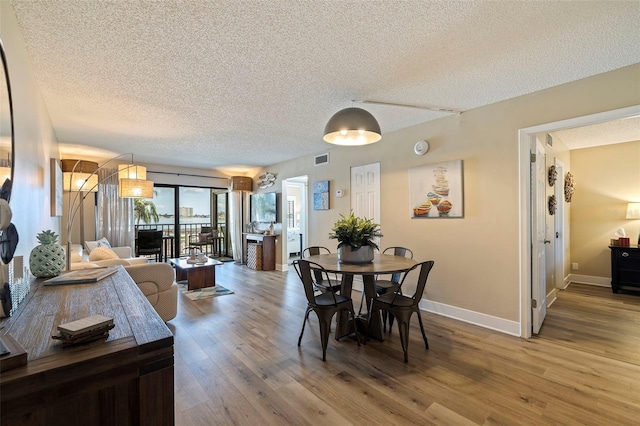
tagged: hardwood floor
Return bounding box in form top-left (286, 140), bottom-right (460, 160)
top-left (538, 283), bottom-right (640, 366)
top-left (169, 264), bottom-right (640, 425)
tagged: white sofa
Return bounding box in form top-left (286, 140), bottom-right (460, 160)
top-left (69, 244), bottom-right (148, 270)
top-left (124, 263), bottom-right (178, 322)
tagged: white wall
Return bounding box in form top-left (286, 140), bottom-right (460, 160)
top-left (4, 0), bottom-right (639, 333)
top-left (257, 64), bottom-right (640, 328)
top-left (1, 2), bottom-right (60, 262)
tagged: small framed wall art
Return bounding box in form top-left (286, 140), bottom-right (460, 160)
top-left (313, 180), bottom-right (329, 210)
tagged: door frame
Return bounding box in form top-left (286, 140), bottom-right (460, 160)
top-left (518, 105), bottom-right (640, 338)
top-left (553, 158), bottom-right (566, 293)
top-left (282, 176), bottom-right (308, 270)
top-left (531, 138), bottom-right (547, 334)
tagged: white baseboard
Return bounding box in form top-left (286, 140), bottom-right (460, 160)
top-left (566, 274), bottom-right (610, 287)
top-left (546, 288), bottom-right (558, 308)
top-left (419, 299), bottom-right (521, 337)
top-left (331, 280), bottom-right (521, 337)
top-left (276, 263), bottom-right (288, 272)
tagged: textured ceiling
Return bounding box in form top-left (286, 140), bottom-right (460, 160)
top-left (9, 1), bottom-right (640, 172)
top-left (550, 116), bottom-right (640, 151)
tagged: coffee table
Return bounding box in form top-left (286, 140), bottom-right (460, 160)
top-left (168, 258), bottom-right (223, 290)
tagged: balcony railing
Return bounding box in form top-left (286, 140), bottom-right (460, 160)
top-left (135, 222), bottom-right (227, 259)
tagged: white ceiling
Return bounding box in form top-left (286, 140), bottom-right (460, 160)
top-left (550, 116), bottom-right (640, 151)
top-left (10, 1), bottom-right (640, 172)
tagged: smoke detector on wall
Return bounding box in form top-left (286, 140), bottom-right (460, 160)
top-left (414, 140), bottom-right (429, 156)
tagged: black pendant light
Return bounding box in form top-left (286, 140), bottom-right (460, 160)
top-left (323, 107), bottom-right (381, 146)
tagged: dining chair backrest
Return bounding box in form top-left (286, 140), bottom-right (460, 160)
top-left (302, 246), bottom-right (331, 258)
top-left (390, 260), bottom-right (435, 306)
top-left (382, 246), bottom-right (414, 284)
top-left (293, 259), bottom-right (339, 305)
top-left (302, 246), bottom-right (332, 283)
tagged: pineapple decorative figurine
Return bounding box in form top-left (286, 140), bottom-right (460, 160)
top-left (29, 230), bottom-right (66, 278)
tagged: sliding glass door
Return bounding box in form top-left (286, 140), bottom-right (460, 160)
top-left (135, 184), bottom-right (229, 259)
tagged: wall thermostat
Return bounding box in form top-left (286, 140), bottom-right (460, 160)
top-left (335, 189), bottom-right (344, 198)
top-left (414, 140), bottom-right (429, 156)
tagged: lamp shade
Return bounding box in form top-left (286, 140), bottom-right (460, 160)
top-left (118, 164), bottom-right (147, 180)
top-left (119, 178), bottom-right (153, 198)
top-left (229, 176), bottom-right (252, 192)
top-left (323, 107), bottom-right (381, 146)
top-left (626, 203), bottom-right (640, 219)
top-left (60, 159), bottom-right (99, 192)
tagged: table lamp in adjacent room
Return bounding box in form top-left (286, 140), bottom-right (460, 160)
top-left (626, 203), bottom-right (640, 245)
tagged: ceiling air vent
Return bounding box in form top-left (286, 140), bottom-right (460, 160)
top-left (314, 153), bottom-right (329, 166)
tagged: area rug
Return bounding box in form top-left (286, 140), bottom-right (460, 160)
top-left (177, 281), bottom-right (234, 301)
top-left (209, 255), bottom-right (235, 263)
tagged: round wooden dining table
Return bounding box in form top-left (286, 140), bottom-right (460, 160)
top-left (306, 253), bottom-right (417, 341)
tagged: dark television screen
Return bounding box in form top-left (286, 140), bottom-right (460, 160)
top-left (250, 192), bottom-right (277, 223)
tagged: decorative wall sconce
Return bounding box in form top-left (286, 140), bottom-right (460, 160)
top-left (548, 195), bottom-right (557, 215)
top-left (548, 165), bottom-right (557, 187)
top-left (257, 172), bottom-right (276, 189)
top-left (564, 172), bottom-right (575, 202)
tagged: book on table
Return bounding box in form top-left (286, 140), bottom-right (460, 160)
top-left (43, 267), bottom-right (118, 286)
top-left (57, 315), bottom-right (114, 337)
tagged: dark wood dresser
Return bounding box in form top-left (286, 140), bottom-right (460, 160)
top-left (609, 245), bottom-right (640, 294)
top-left (0, 265), bottom-right (174, 425)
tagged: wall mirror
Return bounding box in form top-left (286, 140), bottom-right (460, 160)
top-left (0, 38), bottom-right (14, 203)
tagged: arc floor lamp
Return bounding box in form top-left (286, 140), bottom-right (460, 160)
top-left (61, 154), bottom-right (153, 271)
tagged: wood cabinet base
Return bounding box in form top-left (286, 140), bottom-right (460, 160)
top-left (0, 266), bottom-right (175, 425)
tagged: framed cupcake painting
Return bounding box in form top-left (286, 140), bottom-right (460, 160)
top-left (409, 160), bottom-right (464, 218)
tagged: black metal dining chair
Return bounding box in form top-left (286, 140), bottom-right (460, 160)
top-left (367, 260), bottom-right (434, 362)
top-left (293, 259), bottom-right (360, 361)
top-left (375, 246), bottom-right (414, 331)
top-left (302, 246), bottom-right (342, 294)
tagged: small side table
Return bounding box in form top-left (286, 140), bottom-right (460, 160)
top-left (609, 245), bottom-right (640, 294)
top-left (168, 258), bottom-right (223, 290)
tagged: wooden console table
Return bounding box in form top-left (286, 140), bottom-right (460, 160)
top-left (0, 266), bottom-right (174, 425)
top-left (243, 233), bottom-right (276, 270)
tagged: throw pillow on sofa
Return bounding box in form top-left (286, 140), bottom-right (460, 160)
top-left (89, 246), bottom-right (119, 261)
top-left (85, 237), bottom-right (112, 253)
top-left (198, 233), bottom-right (212, 242)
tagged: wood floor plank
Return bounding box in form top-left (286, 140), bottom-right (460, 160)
top-left (170, 262), bottom-right (640, 425)
top-left (538, 283), bottom-right (640, 365)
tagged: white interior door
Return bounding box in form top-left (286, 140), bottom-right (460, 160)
top-left (532, 139), bottom-right (547, 334)
top-left (350, 162), bottom-right (381, 223)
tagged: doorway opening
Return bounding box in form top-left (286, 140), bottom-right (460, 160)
top-left (283, 176), bottom-right (308, 268)
top-left (518, 105), bottom-right (640, 338)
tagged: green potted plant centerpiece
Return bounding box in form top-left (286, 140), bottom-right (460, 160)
top-left (329, 212), bottom-right (382, 263)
